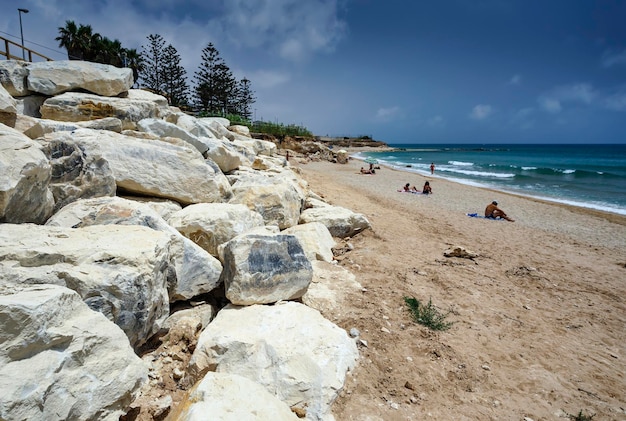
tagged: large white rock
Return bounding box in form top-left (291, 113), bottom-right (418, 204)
top-left (219, 231), bottom-right (313, 305)
top-left (0, 123), bottom-right (54, 223)
top-left (173, 372), bottom-right (299, 421)
top-left (137, 117), bottom-right (210, 155)
top-left (15, 95), bottom-right (46, 118)
top-left (27, 60), bottom-right (133, 96)
top-left (167, 203), bottom-right (265, 257)
top-left (0, 223), bottom-right (173, 348)
top-left (39, 134), bottom-right (116, 213)
top-left (0, 283), bottom-right (147, 421)
top-left (229, 173), bottom-right (304, 230)
top-left (299, 205), bottom-right (371, 238)
top-left (46, 197), bottom-right (223, 302)
top-left (233, 137), bottom-right (277, 157)
top-left (23, 116), bottom-right (123, 139)
top-left (302, 261), bottom-right (363, 315)
top-left (42, 128), bottom-right (233, 205)
top-left (282, 222), bottom-right (336, 263)
top-left (40, 91), bottom-right (167, 130)
top-left (0, 84), bottom-right (17, 126)
top-left (189, 302), bottom-right (359, 421)
top-left (0, 60), bottom-right (30, 96)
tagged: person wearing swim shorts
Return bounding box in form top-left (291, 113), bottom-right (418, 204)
top-left (485, 200), bottom-right (514, 222)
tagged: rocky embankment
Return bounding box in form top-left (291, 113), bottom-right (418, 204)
top-left (0, 60), bottom-right (371, 421)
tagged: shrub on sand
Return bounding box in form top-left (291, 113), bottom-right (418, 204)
top-left (404, 296), bottom-right (453, 331)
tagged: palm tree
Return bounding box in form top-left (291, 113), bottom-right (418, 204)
top-left (56, 21), bottom-right (100, 61)
top-left (123, 48), bottom-right (144, 87)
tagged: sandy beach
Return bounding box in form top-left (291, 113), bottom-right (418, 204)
top-left (293, 151), bottom-right (626, 420)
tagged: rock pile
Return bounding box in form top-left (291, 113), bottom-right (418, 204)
top-left (0, 60), bottom-right (371, 421)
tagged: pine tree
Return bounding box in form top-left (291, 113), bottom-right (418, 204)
top-left (213, 62), bottom-right (237, 115)
top-left (140, 34), bottom-right (166, 93)
top-left (162, 44), bottom-right (189, 107)
top-left (193, 43), bottom-right (223, 112)
top-left (235, 78), bottom-right (256, 120)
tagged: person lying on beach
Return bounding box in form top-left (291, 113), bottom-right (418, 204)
top-left (403, 183), bottom-right (419, 192)
top-left (485, 200), bottom-right (514, 222)
top-left (360, 167), bottom-right (375, 175)
top-left (422, 181), bottom-right (432, 195)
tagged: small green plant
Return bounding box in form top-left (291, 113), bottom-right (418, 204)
top-left (567, 410), bottom-right (595, 421)
top-left (404, 296), bottom-right (453, 331)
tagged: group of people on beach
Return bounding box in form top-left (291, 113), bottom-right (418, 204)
top-left (403, 181), bottom-right (432, 195)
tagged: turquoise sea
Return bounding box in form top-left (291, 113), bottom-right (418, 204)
top-left (357, 144), bottom-right (626, 216)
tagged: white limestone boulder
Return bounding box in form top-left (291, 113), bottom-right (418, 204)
top-left (162, 303), bottom-right (217, 332)
top-left (282, 222), bottom-right (336, 263)
top-left (46, 197), bottom-right (223, 302)
top-left (27, 60), bottom-right (133, 96)
top-left (228, 124), bottom-right (251, 137)
top-left (0, 223), bottom-right (173, 348)
top-left (24, 116), bottom-right (123, 139)
top-left (233, 137), bottom-right (277, 156)
top-left (137, 118), bottom-right (210, 155)
top-left (218, 231), bottom-right (313, 305)
top-left (42, 128), bottom-right (233, 205)
top-left (302, 261), bottom-right (363, 316)
top-left (40, 91), bottom-right (167, 130)
top-left (299, 204), bottom-right (371, 238)
top-left (15, 95), bottom-right (46, 118)
top-left (0, 60), bottom-right (29, 96)
top-left (39, 134), bottom-right (116, 212)
top-left (121, 196), bottom-right (182, 220)
top-left (0, 284), bottom-right (147, 421)
top-left (167, 203), bottom-right (265, 258)
top-left (173, 372), bottom-right (298, 421)
top-left (188, 302), bottom-right (359, 421)
top-left (229, 173), bottom-right (304, 229)
top-left (0, 84), bottom-right (17, 126)
top-left (0, 123), bottom-right (54, 224)
top-left (170, 112), bottom-right (217, 139)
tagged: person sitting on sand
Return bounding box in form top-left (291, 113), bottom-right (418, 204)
top-left (485, 200), bottom-right (514, 222)
top-left (422, 181), bottom-right (432, 195)
top-left (403, 183), bottom-right (418, 192)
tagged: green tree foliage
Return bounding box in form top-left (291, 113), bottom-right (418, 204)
top-left (56, 20), bottom-right (98, 61)
top-left (162, 44), bottom-right (190, 107)
top-left (140, 34), bottom-right (166, 93)
top-left (234, 78), bottom-right (256, 120)
top-left (193, 43), bottom-right (222, 112)
top-left (123, 48), bottom-right (143, 87)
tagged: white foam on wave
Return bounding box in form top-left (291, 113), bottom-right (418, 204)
top-left (448, 160), bottom-right (473, 166)
top-left (439, 168), bottom-right (515, 178)
top-left (521, 166), bottom-right (537, 170)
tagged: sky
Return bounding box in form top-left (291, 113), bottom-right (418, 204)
top-left (1, 0), bottom-right (625, 144)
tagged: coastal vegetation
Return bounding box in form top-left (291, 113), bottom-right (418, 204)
top-left (403, 296), bottom-right (453, 331)
top-left (55, 21), bottom-right (306, 137)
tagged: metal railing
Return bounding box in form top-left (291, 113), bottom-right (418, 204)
top-left (1, 35), bottom-right (53, 62)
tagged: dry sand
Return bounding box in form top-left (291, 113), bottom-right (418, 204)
top-left (293, 152), bottom-right (626, 421)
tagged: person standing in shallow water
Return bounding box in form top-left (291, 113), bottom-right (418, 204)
top-left (430, 163), bottom-right (435, 174)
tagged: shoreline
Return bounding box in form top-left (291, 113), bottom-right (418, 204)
top-left (345, 147), bottom-right (626, 221)
top-left (293, 156), bottom-right (626, 419)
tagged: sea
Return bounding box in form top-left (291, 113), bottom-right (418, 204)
top-left (355, 144), bottom-right (626, 216)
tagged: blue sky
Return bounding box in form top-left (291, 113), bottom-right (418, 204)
top-left (1, 0), bottom-right (625, 143)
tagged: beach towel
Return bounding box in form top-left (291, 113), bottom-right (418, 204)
top-left (466, 213), bottom-right (502, 220)
top-left (397, 190), bottom-right (421, 194)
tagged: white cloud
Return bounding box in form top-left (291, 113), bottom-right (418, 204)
top-left (509, 74), bottom-right (521, 85)
top-left (538, 83), bottom-right (595, 113)
top-left (539, 98), bottom-right (562, 113)
top-left (469, 104), bottom-right (493, 120)
top-left (215, 0), bottom-right (347, 62)
top-left (375, 106), bottom-right (402, 122)
top-left (602, 49), bottom-right (626, 68)
top-left (249, 69), bottom-right (291, 89)
top-left (603, 89), bottom-right (626, 111)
